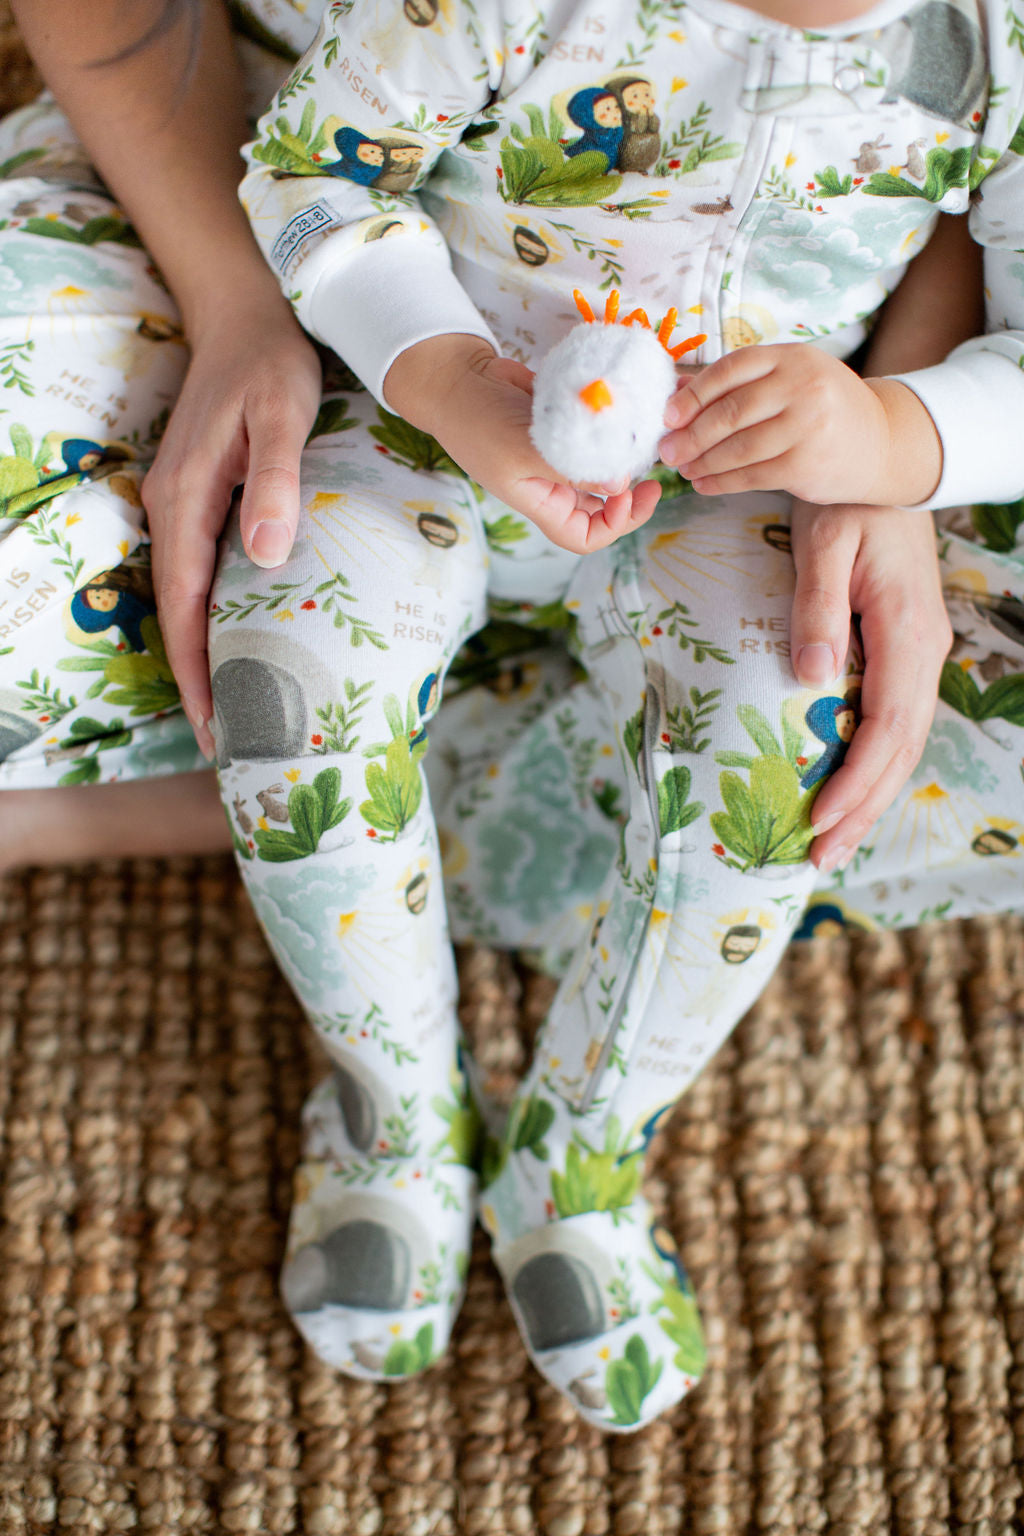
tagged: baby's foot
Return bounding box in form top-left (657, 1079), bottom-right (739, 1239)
top-left (280, 1059), bottom-right (478, 1379)
top-left (482, 1100), bottom-right (705, 1430)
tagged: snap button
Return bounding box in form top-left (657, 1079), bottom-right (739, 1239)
top-left (834, 64), bottom-right (865, 92)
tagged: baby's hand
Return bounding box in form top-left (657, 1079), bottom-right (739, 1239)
top-left (384, 336), bottom-right (661, 553)
top-left (659, 344), bottom-right (936, 507)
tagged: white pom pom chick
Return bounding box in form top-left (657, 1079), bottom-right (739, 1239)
top-left (530, 289), bottom-right (706, 485)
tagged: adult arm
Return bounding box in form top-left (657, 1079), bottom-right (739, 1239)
top-left (11, 0), bottom-right (322, 756)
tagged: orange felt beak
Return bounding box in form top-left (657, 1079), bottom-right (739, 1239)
top-left (579, 377), bottom-right (614, 412)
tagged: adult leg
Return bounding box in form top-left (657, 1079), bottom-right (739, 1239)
top-left (0, 772), bottom-right (227, 874)
top-left (0, 98), bottom-right (208, 827)
top-left (208, 388), bottom-right (491, 1377)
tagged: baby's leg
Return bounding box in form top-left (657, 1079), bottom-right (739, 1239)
top-left (208, 390), bottom-right (489, 1378)
top-left (482, 491), bottom-right (855, 1429)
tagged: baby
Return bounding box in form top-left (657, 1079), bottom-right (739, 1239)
top-left (214, 0), bottom-right (1024, 1430)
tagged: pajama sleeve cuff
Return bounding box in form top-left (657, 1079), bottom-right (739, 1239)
top-left (304, 236), bottom-right (499, 407)
top-left (888, 341), bottom-right (1024, 510)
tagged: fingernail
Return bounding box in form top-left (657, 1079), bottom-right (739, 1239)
top-left (182, 694), bottom-right (216, 763)
top-left (249, 520), bottom-right (293, 568)
top-left (818, 842), bottom-right (848, 874)
top-left (812, 809), bottom-right (844, 837)
top-left (796, 643), bottom-right (837, 687)
top-left (838, 845), bottom-right (857, 871)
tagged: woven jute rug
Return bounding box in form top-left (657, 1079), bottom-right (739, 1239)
top-left (2, 861), bottom-right (1024, 1535)
top-left (4, 8), bottom-right (1024, 1532)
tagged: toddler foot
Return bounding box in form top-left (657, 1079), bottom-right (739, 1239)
top-left (280, 1061), bottom-right (478, 1379)
top-left (482, 1105), bottom-right (705, 1430)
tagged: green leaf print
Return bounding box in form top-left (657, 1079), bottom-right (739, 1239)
top-left (710, 755), bottom-right (821, 870)
top-left (498, 136), bottom-right (622, 206)
top-left (644, 1265), bottom-right (707, 1377)
top-left (735, 703), bottom-right (783, 758)
top-left (369, 410), bottom-right (464, 475)
top-left (484, 513), bottom-right (530, 550)
top-left (657, 765), bottom-right (704, 836)
top-left (970, 499), bottom-right (1023, 553)
top-left (429, 1084), bottom-right (482, 1167)
top-left (813, 164), bottom-right (853, 197)
top-left (864, 145), bottom-right (970, 201)
top-left (97, 616), bottom-right (179, 715)
top-left (359, 734), bottom-right (427, 837)
top-left (938, 662), bottom-right (1024, 725)
top-left (605, 1335), bottom-right (664, 1427)
top-left (382, 1323), bottom-right (437, 1377)
top-left (254, 767), bottom-right (352, 861)
top-left (513, 1095), bottom-right (556, 1159)
top-left (20, 215), bottom-right (140, 247)
top-left (306, 397), bottom-right (357, 443)
top-left (549, 1140), bottom-right (643, 1219)
top-left (0, 147), bottom-right (46, 180)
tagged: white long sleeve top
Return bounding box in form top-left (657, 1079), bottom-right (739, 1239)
top-left (239, 0), bottom-right (1024, 508)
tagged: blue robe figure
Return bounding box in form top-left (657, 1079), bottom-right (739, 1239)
top-left (409, 670), bottom-right (439, 747)
top-left (799, 695), bottom-right (858, 790)
top-left (564, 88), bottom-right (624, 169)
top-left (70, 570), bottom-right (156, 654)
top-left (60, 438), bottom-right (105, 474)
top-left (327, 127), bottom-right (385, 185)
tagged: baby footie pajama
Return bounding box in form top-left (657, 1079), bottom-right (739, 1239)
top-left (1, 0), bottom-right (1023, 1431)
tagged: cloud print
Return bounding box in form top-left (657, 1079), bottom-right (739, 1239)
top-left (745, 200), bottom-right (926, 301)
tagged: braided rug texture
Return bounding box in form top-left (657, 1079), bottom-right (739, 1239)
top-left (4, 10), bottom-right (1024, 1531)
top-left (2, 858), bottom-right (1024, 1536)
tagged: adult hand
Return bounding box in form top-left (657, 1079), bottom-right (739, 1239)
top-left (142, 298), bottom-right (322, 759)
top-left (788, 500), bottom-right (953, 871)
top-left (658, 343), bottom-right (942, 509)
top-left (384, 335), bottom-right (662, 553)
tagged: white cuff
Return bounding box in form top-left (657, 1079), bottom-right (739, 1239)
top-left (890, 341), bottom-right (1024, 510)
top-left (304, 236), bottom-right (498, 406)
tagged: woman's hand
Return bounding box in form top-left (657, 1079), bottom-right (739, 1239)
top-left (384, 335), bottom-right (662, 552)
top-left (788, 500), bottom-right (953, 871)
top-left (142, 298), bottom-right (322, 759)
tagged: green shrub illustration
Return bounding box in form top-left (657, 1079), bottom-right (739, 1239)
top-left (250, 99), bottom-right (332, 175)
top-left (360, 733), bottom-right (427, 838)
top-left (647, 1270), bottom-right (707, 1377)
top-left (657, 764), bottom-right (704, 836)
top-left (969, 499), bottom-right (1023, 554)
top-left (938, 661), bottom-right (1024, 727)
top-left (254, 767), bottom-right (352, 861)
top-left (369, 409), bottom-right (465, 475)
top-left (812, 164), bottom-right (853, 196)
top-left (604, 1335), bottom-right (664, 1428)
top-left (53, 717), bottom-right (132, 787)
top-left (499, 138), bottom-right (622, 206)
top-left (19, 214), bottom-right (140, 247)
top-left (306, 397), bottom-right (358, 443)
top-left (864, 144), bottom-right (970, 201)
top-left (382, 1323), bottom-right (437, 1377)
top-left (429, 1081), bottom-right (482, 1167)
top-left (497, 105), bottom-right (621, 205)
top-left (711, 704), bottom-right (822, 869)
top-left (58, 616), bottom-right (180, 716)
top-left (484, 512), bottom-right (530, 550)
top-left (550, 1129), bottom-right (643, 1221)
top-left (480, 1093), bottom-right (554, 1186)
top-left (0, 423), bottom-right (85, 519)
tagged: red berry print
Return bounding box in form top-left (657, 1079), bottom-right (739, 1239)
top-left (311, 733), bottom-right (323, 745)
top-left (712, 842), bottom-right (725, 856)
top-left (301, 599), bottom-right (316, 610)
